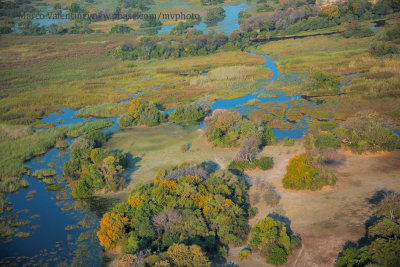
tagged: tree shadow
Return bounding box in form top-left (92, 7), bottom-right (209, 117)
top-left (201, 160), bottom-right (220, 174)
top-left (367, 189), bottom-right (396, 205)
top-left (335, 188), bottom-right (398, 264)
top-left (267, 212), bottom-right (293, 235)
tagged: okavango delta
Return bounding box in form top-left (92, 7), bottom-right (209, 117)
top-left (0, 0), bottom-right (399, 266)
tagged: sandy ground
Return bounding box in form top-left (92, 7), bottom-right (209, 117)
top-left (229, 144), bottom-right (400, 267)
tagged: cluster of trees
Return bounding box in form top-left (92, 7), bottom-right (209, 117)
top-left (17, 21), bottom-right (95, 35)
top-left (342, 21), bottom-right (374, 38)
top-left (369, 23), bottom-right (400, 56)
top-left (201, 0), bottom-right (224, 6)
top-left (336, 191), bottom-right (400, 267)
top-left (249, 216), bottom-right (300, 265)
top-left (63, 130), bottom-right (128, 198)
top-left (64, 147), bottom-right (128, 198)
top-left (110, 25), bottom-right (132, 34)
top-left (205, 7), bottom-right (226, 26)
top-left (112, 30), bottom-right (235, 60)
top-left (282, 154), bottom-right (337, 190)
top-left (170, 101), bottom-right (211, 122)
top-left (118, 97), bottom-right (166, 128)
top-left (97, 162), bottom-right (252, 263)
top-left (305, 112), bottom-right (399, 154)
top-left (337, 111), bottom-right (399, 153)
top-left (205, 110), bottom-right (274, 148)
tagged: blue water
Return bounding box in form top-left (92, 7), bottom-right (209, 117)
top-left (0, 139), bottom-right (103, 265)
top-left (158, 25), bottom-right (174, 35)
top-left (164, 51), bottom-right (309, 139)
top-left (158, 3), bottom-right (254, 35)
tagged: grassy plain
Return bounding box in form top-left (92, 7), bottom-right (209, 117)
top-left (251, 19), bottom-right (400, 126)
top-left (0, 33), bottom-right (266, 124)
top-left (103, 124), bottom-right (238, 197)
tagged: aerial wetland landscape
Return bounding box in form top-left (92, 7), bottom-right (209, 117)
top-left (0, 0), bottom-right (400, 266)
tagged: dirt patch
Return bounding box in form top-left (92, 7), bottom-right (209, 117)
top-left (230, 145), bottom-right (400, 267)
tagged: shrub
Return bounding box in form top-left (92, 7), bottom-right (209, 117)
top-left (205, 7), bottom-right (225, 26)
top-left (266, 247), bottom-right (287, 265)
top-left (118, 114), bottom-right (134, 128)
top-left (369, 41), bottom-right (399, 57)
top-left (238, 249), bottom-right (251, 261)
top-left (128, 97), bottom-right (166, 127)
top-left (228, 157), bottom-right (273, 174)
top-left (253, 157), bottom-right (274, 170)
top-left (250, 217), bottom-right (298, 265)
top-left (314, 132), bottom-right (341, 150)
top-left (282, 155), bottom-right (336, 190)
top-left (70, 136), bottom-right (95, 150)
top-left (86, 130), bottom-right (106, 147)
top-left (283, 137), bottom-right (295, 146)
top-left (205, 110), bottom-right (274, 147)
top-left (170, 102), bottom-right (208, 122)
top-left (338, 112), bottom-right (399, 153)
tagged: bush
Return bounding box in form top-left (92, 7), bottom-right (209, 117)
top-left (338, 112), bottom-right (399, 153)
top-left (283, 137), bottom-right (295, 146)
top-left (228, 157), bottom-right (273, 174)
top-left (87, 130), bottom-right (106, 147)
top-left (205, 7), bottom-right (225, 26)
top-left (170, 102), bottom-right (209, 122)
top-left (238, 249), bottom-right (251, 261)
top-left (205, 110), bottom-right (274, 147)
top-left (282, 155), bottom-right (336, 190)
top-left (266, 247), bottom-right (287, 265)
top-left (250, 217), bottom-right (298, 265)
top-left (253, 157), bottom-right (274, 170)
top-left (369, 41), bottom-right (399, 57)
top-left (127, 97), bottom-right (166, 127)
top-left (118, 114), bottom-right (134, 128)
top-left (314, 132), bottom-right (341, 150)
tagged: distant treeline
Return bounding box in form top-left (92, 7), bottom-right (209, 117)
top-left (110, 0), bottom-right (400, 61)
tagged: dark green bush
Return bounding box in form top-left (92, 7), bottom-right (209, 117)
top-left (314, 132), bottom-right (341, 150)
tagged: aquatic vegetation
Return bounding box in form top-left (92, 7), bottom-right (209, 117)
top-left (55, 139), bottom-right (69, 150)
top-left (65, 225), bottom-right (79, 231)
top-left (45, 185), bottom-right (65, 191)
top-left (25, 190), bottom-right (37, 201)
top-left (32, 169), bottom-right (57, 179)
top-left (31, 225), bottom-right (40, 231)
top-left (15, 232), bottom-right (31, 238)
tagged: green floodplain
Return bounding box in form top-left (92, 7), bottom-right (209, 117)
top-left (0, 0), bottom-right (400, 266)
